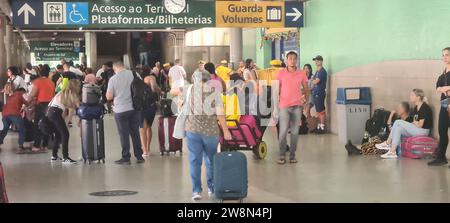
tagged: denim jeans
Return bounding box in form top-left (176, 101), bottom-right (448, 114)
top-left (114, 110), bottom-right (143, 160)
top-left (0, 115), bottom-right (25, 146)
top-left (278, 106), bottom-right (302, 159)
top-left (140, 52), bottom-right (148, 66)
top-left (389, 120), bottom-right (430, 148)
top-left (186, 132), bottom-right (219, 194)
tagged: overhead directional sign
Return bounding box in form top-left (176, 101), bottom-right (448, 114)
top-left (18, 3), bottom-right (36, 25)
top-left (30, 41), bottom-right (84, 61)
top-left (12, 0), bottom-right (304, 29)
top-left (285, 1), bottom-right (304, 28)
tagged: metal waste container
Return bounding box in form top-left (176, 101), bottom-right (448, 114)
top-left (336, 87), bottom-right (371, 144)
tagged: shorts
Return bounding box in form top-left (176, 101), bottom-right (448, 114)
top-left (313, 94), bottom-right (326, 113)
top-left (140, 104), bottom-right (157, 128)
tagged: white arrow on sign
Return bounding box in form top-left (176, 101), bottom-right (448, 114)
top-left (18, 3), bottom-right (36, 25)
top-left (286, 8), bottom-right (302, 22)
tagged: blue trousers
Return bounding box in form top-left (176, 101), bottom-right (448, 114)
top-left (0, 115), bottom-right (25, 146)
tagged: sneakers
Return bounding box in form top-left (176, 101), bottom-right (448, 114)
top-left (380, 151), bottom-right (398, 159)
top-left (192, 192), bottom-right (202, 201)
top-left (51, 156), bottom-right (63, 162)
top-left (427, 158), bottom-right (448, 166)
top-left (115, 159), bottom-right (131, 165)
top-left (375, 141), bottom-right (391, 150)
top-left (62, 158), bottom-right (77, 165)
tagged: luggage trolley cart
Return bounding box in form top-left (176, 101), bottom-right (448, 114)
top-left (219, 116), bottom-right (268, 160)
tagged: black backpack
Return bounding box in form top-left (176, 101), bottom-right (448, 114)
top-left (131, 71), bottom-right (157, 111)
top-left (365, 108), bottom-right (390, 137)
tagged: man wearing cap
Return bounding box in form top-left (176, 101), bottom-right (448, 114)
top-left (312, 55), bottom-right (328, 134)
top-left (216, 60), bottom-right (232, 82)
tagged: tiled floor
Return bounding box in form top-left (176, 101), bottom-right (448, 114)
top-left (1, 115), bottom-right (450, 203)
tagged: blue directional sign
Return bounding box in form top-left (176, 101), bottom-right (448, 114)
top-left (12, 0), bottom-right (43, 28)
top-left (284, 1), bottom-right (304, 28)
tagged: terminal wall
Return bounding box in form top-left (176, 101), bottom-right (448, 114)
top-left (328, 60), bottom-right (444, 140)
top-left (300, 0), bottom-right (450, 73)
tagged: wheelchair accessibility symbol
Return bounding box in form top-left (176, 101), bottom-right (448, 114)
top-left (67, 3), bottom-right (88, 25)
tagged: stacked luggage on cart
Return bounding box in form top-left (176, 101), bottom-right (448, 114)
top-left (77, 84), bottom-right (105, 164)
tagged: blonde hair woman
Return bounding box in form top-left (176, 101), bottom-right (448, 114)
top-left (47, 79), bottom-right (81, 164)
top-left (376, 89), bottom-right (433, 159)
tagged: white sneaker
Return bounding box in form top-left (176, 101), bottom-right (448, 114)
top-left (62, 158), bottom-right (77, 165)
top-left (380, 151), bottom-right (398, 159)
top-left (375, 141), bottom-right (391, 150)
top-left (192, 192), bottom-right (202, 201)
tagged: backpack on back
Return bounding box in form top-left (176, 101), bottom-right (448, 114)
top-left (131, 71), bottom-right (157, 111)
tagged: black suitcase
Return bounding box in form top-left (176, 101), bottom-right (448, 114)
top-left (81, 119), bottom-right (105, 164)
top-left (214, 151), bottom-right (248, 203)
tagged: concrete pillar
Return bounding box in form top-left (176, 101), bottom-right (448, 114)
top-left (0, 16), bottom-right (6, 75)
top-left (85, 32), bottom-right (97, 69)
top-left (229, 28), bottom-right (243, 70)
top-left (5, 25), bottom-right (12, 67)
top-left (174, 31), bottom-right (185, 63)
top-left (0, 16), bottom-right (7, 90)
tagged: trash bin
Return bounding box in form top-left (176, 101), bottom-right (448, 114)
top-left (336, 87), bottom-right (371, 144)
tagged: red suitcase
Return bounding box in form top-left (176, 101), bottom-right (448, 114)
top-left (0, 162), bottom-right (8, 203)
top-left (158, 116), bottom-right (183, 156)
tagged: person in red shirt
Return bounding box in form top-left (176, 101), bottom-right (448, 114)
top-left (274, 51), bottom-right (310, 165)
top-left (0, 88), bottom-right (28, 153)
top-left (27, 66), bottom-right (55, 153)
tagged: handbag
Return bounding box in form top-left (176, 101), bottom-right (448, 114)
top-left (173, 84), bottom-right (193, 139)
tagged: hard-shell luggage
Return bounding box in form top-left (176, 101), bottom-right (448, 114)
top-left (0, 162), bottom-right (8, 203)
top-left (158, 116), bottom-right (182, 155)
top-left (82, 84), bottom-right (102, 105)
top-left (81, 119), bottom-right (105, 164)
top-left (401, 136), bottom-right (437, 159)
top-left (213, 151), bottom-right (248, 203)
top-left (77, 104), bottom-right (103, 120)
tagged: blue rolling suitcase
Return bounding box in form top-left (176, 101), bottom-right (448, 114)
top-left (213, 151), bottom-right (248, 203)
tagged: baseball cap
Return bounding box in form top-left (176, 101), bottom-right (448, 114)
top-left (313, 55), bottom-right (324, 61)
top-left (198, 60), bottom-right (206, 64)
